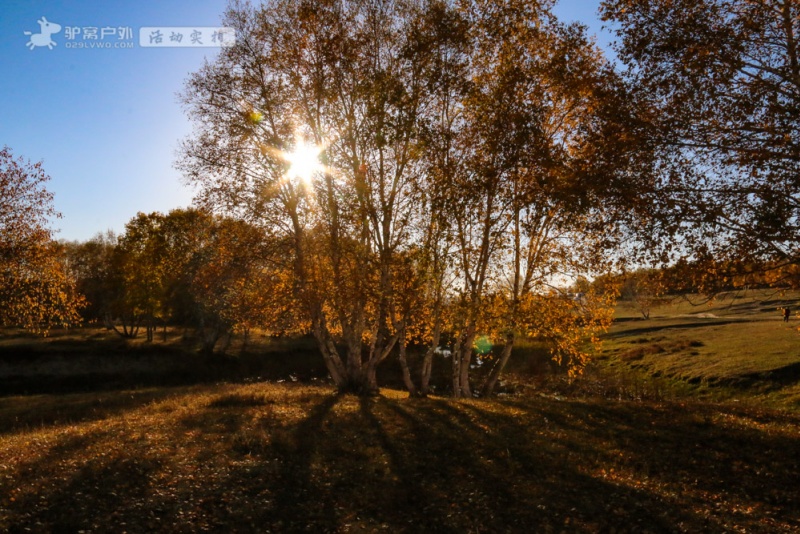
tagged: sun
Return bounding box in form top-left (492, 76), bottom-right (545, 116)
top-left (285, 138), bottom-right (323, 185)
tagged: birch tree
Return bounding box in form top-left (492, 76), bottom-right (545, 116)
top-left (181, 0), bottom-right (448, 393)
top-left (180, 0), bottom-right (642, 395)
top-left (442, 0), bottom-right (636, 397)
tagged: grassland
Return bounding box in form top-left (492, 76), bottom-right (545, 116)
top-left (594, 289), bottom-right (800, 409)
top-left (1, 382), bottom-right (799, 533)
top-left (1, 291), bottom-right (800, 532)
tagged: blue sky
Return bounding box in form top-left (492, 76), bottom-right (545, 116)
top-left (0, 1), bottom-right (612, 242)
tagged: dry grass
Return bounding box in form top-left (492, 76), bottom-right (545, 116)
top-left (2, 293), bottom-right (800, 532)
top-left (1, 383), bottom-right (799, 532)
top-left (599, 290), bottom-right (800, 408)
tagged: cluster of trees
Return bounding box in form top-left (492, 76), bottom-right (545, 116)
top-left (178, 0), bottom-right (648, 395)
top-left (63, 209), bottom-right (298, 354)
top-left (0, 147), bottom-right (83, 333)
top-left (5, 0), bottom-right (799, 397)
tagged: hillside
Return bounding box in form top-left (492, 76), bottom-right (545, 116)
top-left (595, 290), bottom-right (800, 409)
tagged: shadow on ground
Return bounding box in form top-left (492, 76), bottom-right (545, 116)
top-left (2, 384), bottom-right (799, 533)
top-left (605, 319), bottom-right (748, 339)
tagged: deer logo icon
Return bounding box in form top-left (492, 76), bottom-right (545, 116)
top-left (24, 17), bottom-right (62, 50)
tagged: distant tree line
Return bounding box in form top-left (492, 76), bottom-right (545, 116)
top-left (62, 209), bottom-right (302, 354)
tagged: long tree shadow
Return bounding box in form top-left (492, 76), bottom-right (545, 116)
top-left (498, 397), bottom-right (800, 530)
top-left (269, 394), bottom-right (340, 531)
top-left (0, 387), bottom-right (197, 435)
top-left (380, 397), bottom-right (708, 533)
top-left (605, 319), bottom-right (747, 340)
top-left (356, 397), bottom-right (461, 533)
top-left (4, 386), bottom-right (798, 532)
top-left (1, 427), bottom-right (163, 533)
top-left (169, 389), bottom-right (343, 532)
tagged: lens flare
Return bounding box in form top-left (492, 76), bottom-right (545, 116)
top-left (285, 138), bottom-right (323, 185)
top-left (474, 336), bottom-right (493, 355)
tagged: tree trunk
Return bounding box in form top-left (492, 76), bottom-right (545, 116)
top-left (201, 325), bottom-right (221, 355)
top-left (458, 326), bottom-right (477, 398)
top-left (112, 313), bottom-right (139, 339)
top-left (459, 347), bottom-right (473, 398)
top-left (419, 347), bottom-right (434, 397)
top-left (219, 331), bottom-right (233, 353)
top-left (146, 317), bottom-right (154, 342)
top-left (312, 322), bottom-right (346, 388)
top-left (451, 337), bottom-right (462, 397)
top-left (419, 320), bottom-right (441, 397)
top-left (362, 360), bottom-right (379, 396)
top-left (339, 328), bottom-right (372, 394)
top-left (481, 332), bottom-right (515, 397)
top-left (397, 328), bottom-right (418, 396)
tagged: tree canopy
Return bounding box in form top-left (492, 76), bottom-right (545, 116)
top-left (0, 147), bottom-right (83, 332)
top-left (179, 0), bottom-right (645, 395)
top-left (602, 0), bottom-right (800, 288)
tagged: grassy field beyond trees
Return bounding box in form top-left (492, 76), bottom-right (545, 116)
top-left (593, 290), bottom-right (800, 410)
